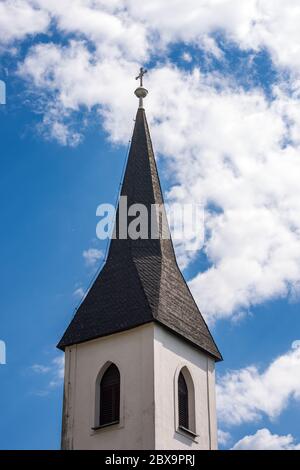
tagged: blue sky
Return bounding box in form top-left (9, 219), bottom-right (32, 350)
top-left (1, 1), bottom-right (300, 450)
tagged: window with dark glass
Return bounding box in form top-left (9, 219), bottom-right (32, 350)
top-left (178, 371), bottom-right (189, 429)
top-left (100, 363), bottom-right (120, 426)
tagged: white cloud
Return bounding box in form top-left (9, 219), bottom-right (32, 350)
top-left (18, 53), bottom-right (300, 320)
top-left (5, 1), bottom-right (300, 74)
top-left (0, 0), bottom-right (49, 45)
top-left (149, 67), bottom-right (300, 321)
top-left (232, 428), bottom-right (300, 450)
top-left (4, 0), bottom-right (300, 442)
top-left (31, 354), bottom-right (64, 390)
top-left (217, 341), bottom-right (300, 426)
top-left (218, 429), bottom-right (231, 446)
top-left (82, 248), bottom-right (104, 267)
top-left (182, 52), bottom-right (192, 63)
top-left (49, 355), bottom-right (64, 388)
top-left (31, 364), bottom-right (50, 374)
top-left (33, 0), bottom-right (149, 62)
top-left (292, 340), bottom-right (300, 350)
top-left (73, 287), bottom-right (85, 299)
top-left (18, 40), bottom-right (138, 142)
top-left (200, 35), bottom-right (223, 59)
top-left (5, 0), bottom-right (300, 76)
top-left (40, 108), bottom-right (82, 147)
top-left (4, 1), bottom-right (300, 321)
top-left (126, 0), bottom-right (300, 72)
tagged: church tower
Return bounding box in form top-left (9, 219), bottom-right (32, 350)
top-left (57, 70), bottom-right (222, 450)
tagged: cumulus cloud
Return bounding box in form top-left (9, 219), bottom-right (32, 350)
top-left (0, 0), bottom-right (49, 45)
top-left (48, 355), bottom-right (64, 388)
top-left (4, 0), bottom-right (300, 446)
top-left (128, 0), bottom-right (300, 73)
top-left (31, 364), bottom-right (50, 374)
top-left (82, 248), bottom-right (104, 267)
top-left (73, 286), bottom-right (85, 299)
top-left (34, 0), bottom-right (149, 62)
top-left (28, 0), bottom-right (300, 72)
top-left (4, 0), bottom-right (300, 321)
top-left (150, 67), bottom-right (300, 321)
top-left (39, 107), bottom-right (82, 147)
top-left (18, 40), bottom-right (138, 142)
top-left (18, 51), bottom-right (300, 320)
top-left (5, 1), bottom-right (300, 73)
top-left (31, 354), bottom-right (64, 391)
top-left (217, 341), bottom-right (300, 426)
top-left (199, 35), bottom-right (224, 60)
top-left (232, 428), bottom-right (300, 450)
top-left (182, 52), bottom-right (192, 63)
top-left (218, 429), bottom-right (231, 446)
top-left (128, 0), bottom-right (300, 72)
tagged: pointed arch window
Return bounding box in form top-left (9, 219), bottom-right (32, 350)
top-left (178, 371), bottom-right (189, 429)
top-left (176, 366), bottom-right (197, 437)
top-left (99, 363), bottom-right (120, 426)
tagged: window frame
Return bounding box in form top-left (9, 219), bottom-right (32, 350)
top-left (99, 363), bottom-right (120, 426)
top-left (92, 361), bottom-right (123, 431)
top-left (174, 365), bottom-right (197, 439)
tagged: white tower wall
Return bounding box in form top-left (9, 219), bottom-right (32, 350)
top-left (61, 323), bottom-right (217, 450)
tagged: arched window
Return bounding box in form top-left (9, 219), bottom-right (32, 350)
top-left (177, 366), bottom-right (196, 435)
top-left (99, 363), bottom-right (120, 426)
top-left (178, 371), bottom-right (189, 429)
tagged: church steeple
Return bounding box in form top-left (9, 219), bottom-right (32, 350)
top-left (57, 72), bottom-right (221, 362)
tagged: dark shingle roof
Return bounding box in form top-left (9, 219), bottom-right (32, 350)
top-left (57, 108), bottom-right (222, 361)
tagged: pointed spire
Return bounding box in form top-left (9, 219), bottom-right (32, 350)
top-left (57, 74), bottom-right (222, 361)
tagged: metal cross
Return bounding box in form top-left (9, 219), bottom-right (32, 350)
top-left (135, 67), bottom-right (147, 87)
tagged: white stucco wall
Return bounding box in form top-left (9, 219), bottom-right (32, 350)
top-left (62, 322), bottom-right (217, 450)
top-left (62, 323), bottom-right (155, 450)
top-left (153, 324), bottom-right (217, 450)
